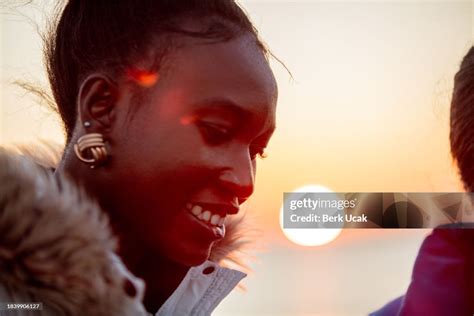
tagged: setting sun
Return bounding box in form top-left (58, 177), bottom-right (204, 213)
top-left (280, 184), bottom-right (342, 247)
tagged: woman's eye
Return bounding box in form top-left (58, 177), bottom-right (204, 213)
top-left (198, 122), bottom-right (232, 145)
top-left (250, 145), bottom-right (268, 160)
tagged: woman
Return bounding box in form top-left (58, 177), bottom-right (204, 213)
top-left (370, 47), bottom-right (474, 315)
top-left (0, 1), bottom-right (277, 315)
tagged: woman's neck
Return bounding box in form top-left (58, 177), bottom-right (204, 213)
top-left (121, 248), bottom-right (190, 314)
top-left (98, 190), bottom-right (192, 314)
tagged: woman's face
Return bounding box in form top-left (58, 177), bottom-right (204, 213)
top-left (108, 34), bottom-right (277, 266)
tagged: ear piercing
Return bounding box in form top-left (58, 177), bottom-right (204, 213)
top-left (74, 121), bottom-right (108, 168)
top-left (74, 133), bottom-right (108, 168)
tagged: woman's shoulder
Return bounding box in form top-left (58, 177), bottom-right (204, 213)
top-left (0, 145), bottom-right (147, 315)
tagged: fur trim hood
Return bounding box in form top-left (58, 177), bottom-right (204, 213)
top-left (0, 143), bottom-right (252, 315)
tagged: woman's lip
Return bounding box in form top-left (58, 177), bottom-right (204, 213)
top-left (186, 208), bottom-right (226, 240)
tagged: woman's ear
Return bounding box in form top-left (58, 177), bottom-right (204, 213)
top-left (77, 74), bottom-right (119, 133)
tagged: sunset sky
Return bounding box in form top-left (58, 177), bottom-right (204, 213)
top-left (1, 1), bottom-right (473, 315)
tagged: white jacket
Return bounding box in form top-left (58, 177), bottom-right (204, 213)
top-left (0, 144), bottom-right (250, 315)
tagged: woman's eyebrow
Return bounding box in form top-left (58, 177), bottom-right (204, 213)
top-left (191, 98), bottom-right (252, 121)
top-left (190, 97), bottom-right (276, 138)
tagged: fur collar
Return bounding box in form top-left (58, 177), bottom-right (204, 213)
top-left (0, 143), bottom-right (252, 315)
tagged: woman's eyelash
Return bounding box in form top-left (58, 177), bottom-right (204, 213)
top-left (198, 122), bottom-right (268, 159)
top-left (250, 146), bottom-right (268, 160)
top-left (198, 122), bottom-right (232, 144)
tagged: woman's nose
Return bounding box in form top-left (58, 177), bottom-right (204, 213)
top-left (218, 154), bottom-right (255, 203)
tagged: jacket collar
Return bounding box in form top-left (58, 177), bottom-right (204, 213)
top-left (153, 260), bottom-right (246, 316)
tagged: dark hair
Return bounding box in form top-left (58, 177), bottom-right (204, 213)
top-left (450, 46), bottom-right (474, 191)
top-left (45, 0), bottom-right (268, 144)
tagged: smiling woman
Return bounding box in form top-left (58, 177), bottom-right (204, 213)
top-left (0, 1), bottom-right (277, 315)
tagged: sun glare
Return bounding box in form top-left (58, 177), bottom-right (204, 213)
top-left (280, 184), bottom-right (342, 247)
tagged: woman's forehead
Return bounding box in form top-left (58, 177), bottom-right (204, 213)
top-left (159, 35), bottom-right (278, 113)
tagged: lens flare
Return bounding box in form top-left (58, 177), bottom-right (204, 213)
top-left (180, 115), bottom-right (197, 125)
top-left (127, 68), bottom-right (159, 87)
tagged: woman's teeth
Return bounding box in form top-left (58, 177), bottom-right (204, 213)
top-left (186, 203), bottom-right (225, 226)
